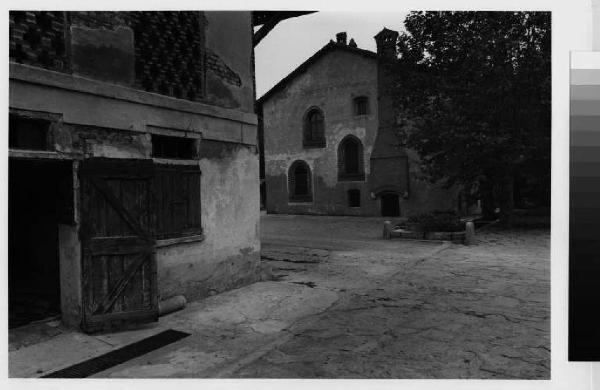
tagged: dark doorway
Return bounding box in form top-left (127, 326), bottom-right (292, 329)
top-left (380, 193), bottom-right (400, 217)
top-left (288, 160), bottom-right (312, 202)
top-left (9, 158), bottom-right (73, 328)
top-left (347, 189), bottom-right (361, 207)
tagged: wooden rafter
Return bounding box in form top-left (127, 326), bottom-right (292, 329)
top-left (252, 11), bottom-right (316, 47)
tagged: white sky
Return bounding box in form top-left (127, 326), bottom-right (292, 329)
top-left (254, 11), bottom-right (409, 98)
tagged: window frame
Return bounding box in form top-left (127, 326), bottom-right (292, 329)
top-left (154, 163), bottom-right (203, 240)
top-left (353, 96), bottom-right (369, 116)
top-left (303, 107), bottom-right (326, 148)
top-left (338, 135), bottom-right (365, 182)
top-left (149, 129), bottom-right (203, 241)
top-left (9, 111), bottom-right (57, 151)
top-left (151, 134), bottom-right (198, 160)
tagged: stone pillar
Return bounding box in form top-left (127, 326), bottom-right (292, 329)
top-left (465, 221), bottom-right (475, 245)
top-left (383, 220), bottom-right (392, 239)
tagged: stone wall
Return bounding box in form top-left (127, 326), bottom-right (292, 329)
top-left (263, 49), bottom-right (380, 216)
top-left (262, 42), bottom-right (460, 217)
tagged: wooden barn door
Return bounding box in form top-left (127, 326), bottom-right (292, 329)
top-left (79, 159), bottom-right (158, 333)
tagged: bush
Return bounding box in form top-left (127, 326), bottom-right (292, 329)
top-left (406, 211), bottom-right (464, 233)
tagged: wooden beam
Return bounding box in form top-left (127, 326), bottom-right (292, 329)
top-left (253, 15), bottom-right (281, 47)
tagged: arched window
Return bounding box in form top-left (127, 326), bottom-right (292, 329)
top-left (303, 107), bottom-right (325, 148)
top-left (348, 189), bottom-right (361, 207)
top-left (288, 160), bottom-right (313, 202)
top-left (338, 135), bottom-right (365, 181)
top-left (353, 96), bottom-right (369, 116)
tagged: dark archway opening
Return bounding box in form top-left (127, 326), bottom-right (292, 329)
top-left (380, 193), bottom-right (400, 217)
top-left (288, 160), bottom-right (312, 202)
top-left (338, 135), bottom-right (365, 181)
top-left (303, 108), bottom-right (325, 148)
top-left (344, 140), bottom-right (360, 174)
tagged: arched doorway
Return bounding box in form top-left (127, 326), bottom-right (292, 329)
top-left (380, 193), bottom-right (400, 217)
top-left (288, 160), bottom-right (313, 202)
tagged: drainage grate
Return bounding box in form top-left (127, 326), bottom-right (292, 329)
top-left (42, 329), bottom-right (190, 378)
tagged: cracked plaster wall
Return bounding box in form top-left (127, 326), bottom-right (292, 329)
top-left (42, 123), bottom-right (262, 303)
top-left (10, 10), bottom-right (260, 328)
top-left (157, 142), bottom-right (261, 301)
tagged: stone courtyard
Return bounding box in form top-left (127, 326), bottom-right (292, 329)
top-left (240, 214), bottom-right (550, 378)
top-left (10, 214), bottom-right (550, 379)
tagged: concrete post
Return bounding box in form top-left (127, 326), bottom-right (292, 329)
top-left (383, 221), bottom-right (392, 239)
top-left (465, 221), bottom-right (475, 245)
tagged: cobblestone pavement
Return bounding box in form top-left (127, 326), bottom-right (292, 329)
top-left (238, 215), bottom-right (550, 379)
top-left (79, 214), bottom-right (549, 379)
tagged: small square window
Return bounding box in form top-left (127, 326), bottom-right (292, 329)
top-left (152, 134), bottom-right (196, 159)
top-left (9, 114), bottom-right (51, 150)
top-left (354, 97), bottom-right (369, 116)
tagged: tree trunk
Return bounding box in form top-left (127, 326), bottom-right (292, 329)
top-left (498, 175), bottom-right (515, 227)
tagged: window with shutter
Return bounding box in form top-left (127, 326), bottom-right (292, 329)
top-left (154, 165), bottom-right (202, 239)
top-left (338, 135), bottom-right (365, 181)
top-left (150, 133), bottom-right (202, 239)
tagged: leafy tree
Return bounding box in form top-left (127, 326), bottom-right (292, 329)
top-left (393, 11), bottom-right (551, 225)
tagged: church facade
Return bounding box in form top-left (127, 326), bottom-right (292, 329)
top-left (258, 29), bottom-right (461, 217)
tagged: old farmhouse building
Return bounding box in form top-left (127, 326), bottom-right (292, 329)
top-left (8, 11), bottom-right (267, 332)
top-left (258, 29), bottom-right (461, 217)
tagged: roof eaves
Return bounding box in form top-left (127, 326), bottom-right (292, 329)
top-left (257, 42), bottom-right (377, 105)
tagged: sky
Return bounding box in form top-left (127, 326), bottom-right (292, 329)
top-left (254, 11), bottom-right (409, 98)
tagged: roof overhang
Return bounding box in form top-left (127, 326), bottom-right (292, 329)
top-left (252, 11), bottom-right (316, 47)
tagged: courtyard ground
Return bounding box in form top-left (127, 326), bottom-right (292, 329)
top-left (9, 214), bottom-right (550, 379)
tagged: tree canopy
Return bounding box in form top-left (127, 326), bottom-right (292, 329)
top-left (393, 11), bottom-right (551, 222)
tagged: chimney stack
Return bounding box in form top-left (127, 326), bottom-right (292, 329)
top-left (336, 32), bottom-right (347, 45)
top-left (374, 28), bottom-right (399, 60)
top-left (348, 38), bottom-right (357, 48)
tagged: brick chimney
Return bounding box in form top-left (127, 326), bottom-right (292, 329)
top-left (369, 26), bottom-right (408, 197)
top-left (374, 27), bottom-right (399, 60)
top-left (336, 32), bottom-right (347, 45)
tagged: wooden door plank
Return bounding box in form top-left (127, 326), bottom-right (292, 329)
top-left (80, 158), bottom-right (158, 332)
top-left (88, 237), bottom-right (152, 255)
top-left (85, 309), bottom-right (158, 325)
top-left (92, 251), bottom-right (148, 315)
top-left (89, 176), bottom-right (151, 240)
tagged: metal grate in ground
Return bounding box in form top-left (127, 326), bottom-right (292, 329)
top-left (42, 329), bottom-right (190, 378)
